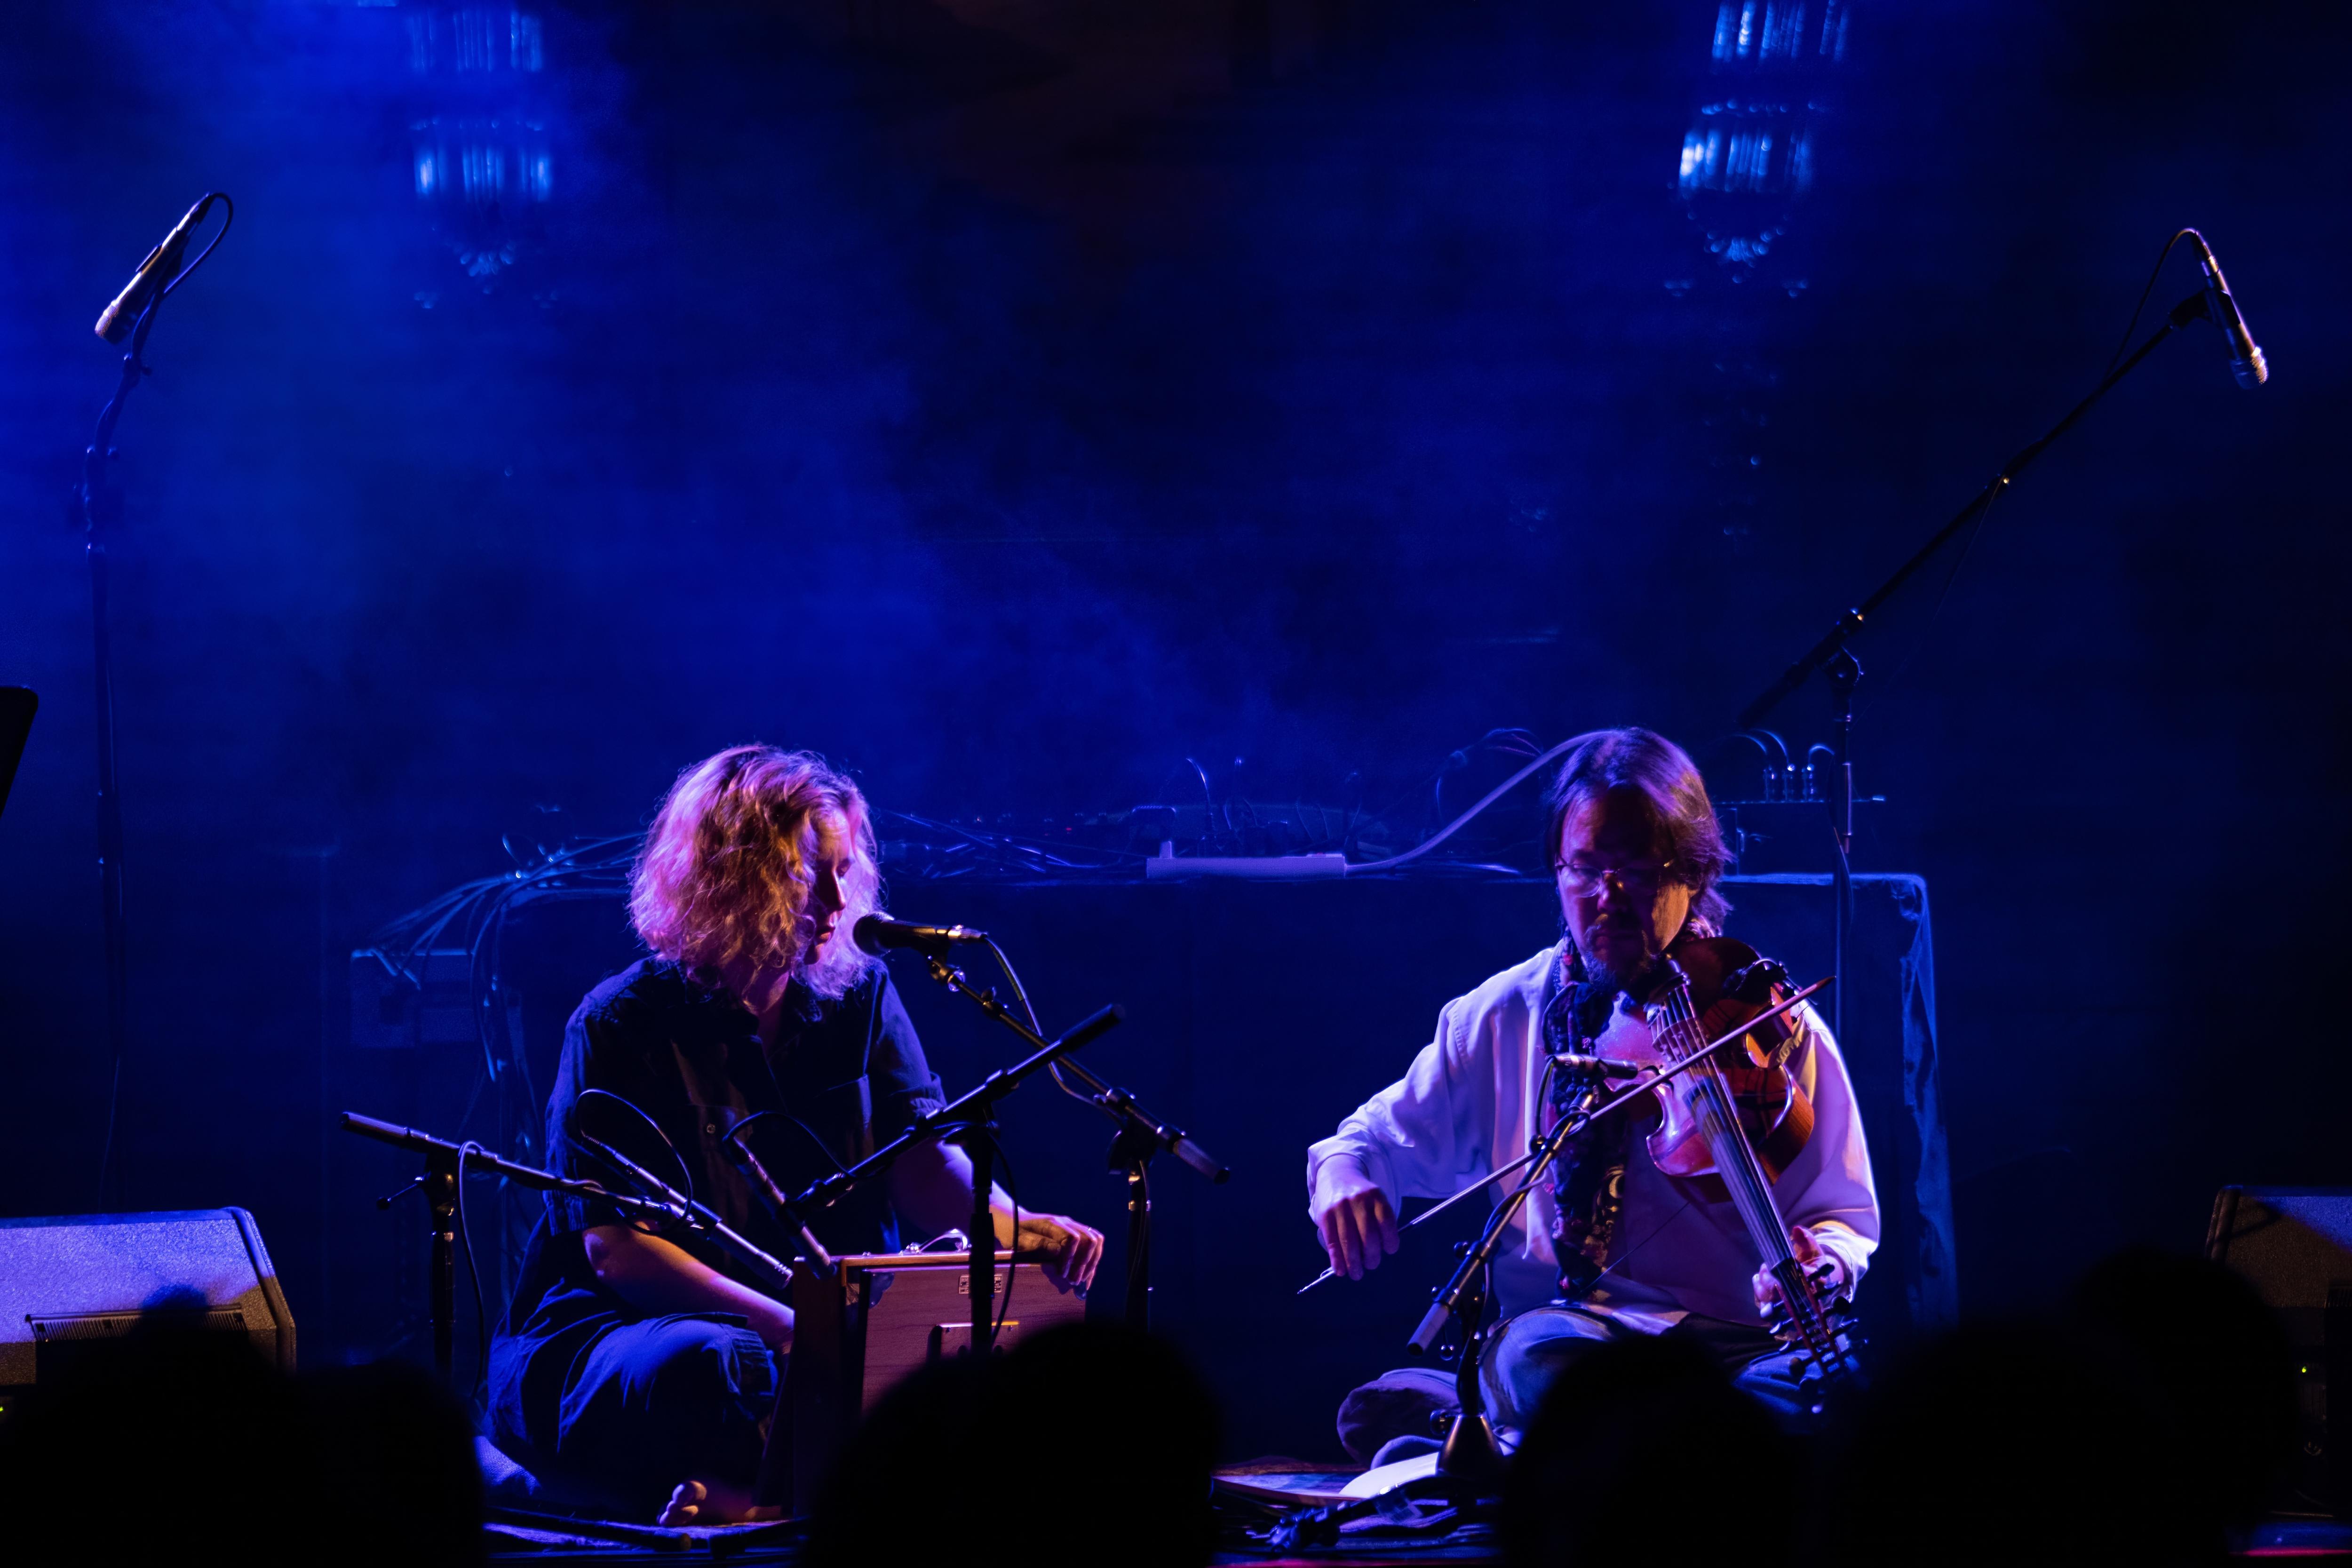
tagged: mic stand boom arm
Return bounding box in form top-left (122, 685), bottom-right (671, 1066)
top-left (1739, 291), bottom-right (2218, 733)
top-left (566, 1129), bottom-right (797, 1291)
top-left (898, 951), bottom-right (1230, 1333)
top-left (1738, 290), bottom-right (2217, 1048)
top-left (786, 990), bottom-right (1127, 1357)
top-left (337, 1110), bottom-right (794, 1384)
top-left (719, 1130), bottom-right (836, 1270)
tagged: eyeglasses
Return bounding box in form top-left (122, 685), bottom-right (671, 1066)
top-left (1554, 859), bottom-right (1677, 899)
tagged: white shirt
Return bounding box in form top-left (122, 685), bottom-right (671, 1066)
top-left (1306, 942), bottom-right (1880, 1326)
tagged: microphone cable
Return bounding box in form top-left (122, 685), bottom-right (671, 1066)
top-left (154, 194), bottom-right (235, 308)
top-left (2104, 227), bottom-right (2201, 381)
top-left (457, 1140), bottom-right (490, 1402)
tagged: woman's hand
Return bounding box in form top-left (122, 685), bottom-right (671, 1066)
top-left (1009, 1211), bottom-right (1105, 1293)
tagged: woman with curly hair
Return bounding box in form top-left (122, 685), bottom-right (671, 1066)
top-left (488, 746), bottom-right (1103, 1524)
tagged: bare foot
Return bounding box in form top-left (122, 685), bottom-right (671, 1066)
top-left (656, 1477), bottom-right (782, 1528)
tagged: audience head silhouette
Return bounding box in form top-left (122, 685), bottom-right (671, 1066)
top-left (2071, 1246), bottom-right (2296, 1527)
top-left (0, 1302), bottom-right (482, 1568)
top-left (808, 1321), bottom-right (1219, 1568)
top-left (1502, 1330), bottom-right (1797, 1568)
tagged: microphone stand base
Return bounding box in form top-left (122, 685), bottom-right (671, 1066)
top-left (1435, 1411), bottom-right (1508, 1490)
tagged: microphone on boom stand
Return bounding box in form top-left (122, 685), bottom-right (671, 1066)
top-left (852, 913), bottom-right (992, 957)
top-left (2188, 232), bottom-right (2267, 390)
top-left (94, 195), bottom-right (222, 343)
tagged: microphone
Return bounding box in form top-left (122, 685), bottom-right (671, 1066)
top-left (94, 195), bottom-right (218, 344)
top-left (2189, 233), bottom-right (2267, 390)
top-left (852, 913), bottom-right (991, 957)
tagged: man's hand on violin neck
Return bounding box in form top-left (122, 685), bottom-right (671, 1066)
top-left (1312, 1162), bottom-right (1400, 1281)
top-left (1751, 1223), bottom-right (1847, 1318)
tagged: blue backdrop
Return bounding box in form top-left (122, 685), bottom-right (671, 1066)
top-left (0, 0), bottom-right (2345, 1416)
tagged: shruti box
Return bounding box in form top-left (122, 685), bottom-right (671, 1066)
top-left (782, 1250), bottom-right (1087, 1512)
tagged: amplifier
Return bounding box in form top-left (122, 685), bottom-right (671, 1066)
top-left (2208, 1186), bottom-right (2352, 1515)
top-left (0, 1208), bottom-right (295, 1392)
top-left (786, 1251), bottom-right (1087, 1512)
top-left (2209, 1187), bottom-right (2352, 1344)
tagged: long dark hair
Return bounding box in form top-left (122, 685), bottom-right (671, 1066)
top-left (1542, 727), bottom-right (1731, 929)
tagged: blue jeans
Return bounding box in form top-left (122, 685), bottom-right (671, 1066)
top-left (1335, 1304), bottom-right (1816, 1464)
top-left (1481, 1305), bottom-right (1817, 1430)
top-left (498, 1313), bottom-right (779, 1520)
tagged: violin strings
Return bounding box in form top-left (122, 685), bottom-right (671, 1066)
top-left (1650, 979), bottom-right (1838, 1356)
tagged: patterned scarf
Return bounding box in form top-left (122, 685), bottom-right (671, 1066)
top-left (1542, 943), bottom-right (1637, 1299)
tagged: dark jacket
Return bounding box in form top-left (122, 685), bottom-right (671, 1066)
top-left (487, 958), bottom-right (943, 1446)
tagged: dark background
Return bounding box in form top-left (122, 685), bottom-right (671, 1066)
top-left (2, 0), bottom-right (2345, 1457)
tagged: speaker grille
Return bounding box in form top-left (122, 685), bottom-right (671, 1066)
top-left (29, 1309), bottom-right (249, 1342)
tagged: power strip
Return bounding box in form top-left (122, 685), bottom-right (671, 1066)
top-left (1143, 851), bottom-right (1349, 881)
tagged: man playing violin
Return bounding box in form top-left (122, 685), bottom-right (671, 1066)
top-left (1306, 727), bottom-right (1877, 1464)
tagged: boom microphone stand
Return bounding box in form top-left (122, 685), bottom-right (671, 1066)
top-left (784, 998), bottom-right (1131, 1354)
top-left (79, 193), bottom-right (232, 1205)
top-left (849, 920), bottom-right (1229, 1332)
top-left (912, 949), bottom-right (1231, 1333)
top-left (337, 1111), bottom-right (793, 1384)
top-left (1738, 281), bottom-right (2245, 1044)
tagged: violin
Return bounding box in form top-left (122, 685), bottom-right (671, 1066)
top-left (1604, 935), bottom-right (1813, 1184)
top-left (1597, 933), bottom-right (1863, 1395)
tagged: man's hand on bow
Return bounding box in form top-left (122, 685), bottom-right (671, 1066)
top-left (1751, 1222), bottom-right (1849, 1319)
top-left (1311, 1161), bottom-right (1400, 1281)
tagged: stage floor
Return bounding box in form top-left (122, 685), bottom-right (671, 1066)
top-left (476, 1491), bottom-right (2352, 1564)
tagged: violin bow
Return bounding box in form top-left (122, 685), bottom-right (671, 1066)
top-left (1296, 975), bottom-right (1834, 1295)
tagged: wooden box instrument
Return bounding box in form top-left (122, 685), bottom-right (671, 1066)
top-left (785, 1251), bottom-right (1087, 1512)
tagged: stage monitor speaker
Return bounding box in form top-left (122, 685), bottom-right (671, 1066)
top-left (2208, 1186), bottom-right (2352, 1516)
top-left (0, 1208), bottom-right (295, 1392)
top-left (0, 685), bottom-right (32, 820)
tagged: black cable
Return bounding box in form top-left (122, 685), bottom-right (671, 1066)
top-left (727, 1106), bottom-right (858, 1192)
top-left (2106, 229), bottom-right (2198, 381)
top-left (158, 195), bottom-right (234, 302)
top-left (981, 937), bottom-right (1041, 1035)
top-left (985, 1123), bottom-right (1020, 1339)
top-left (93, 1058), bottom-right (121, 1206)
top-left (577, 1087), bottom-right (694, 1207)
top-left (984, 935), bottom-right (1091, 1110)
top-left (456, 1141), bottom-right (490, 1401)
top-left (1349, 736), bottom-right (1579, 874)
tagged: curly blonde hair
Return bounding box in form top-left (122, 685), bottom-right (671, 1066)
top-left (629, 746), bottom-right (882, 1000)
